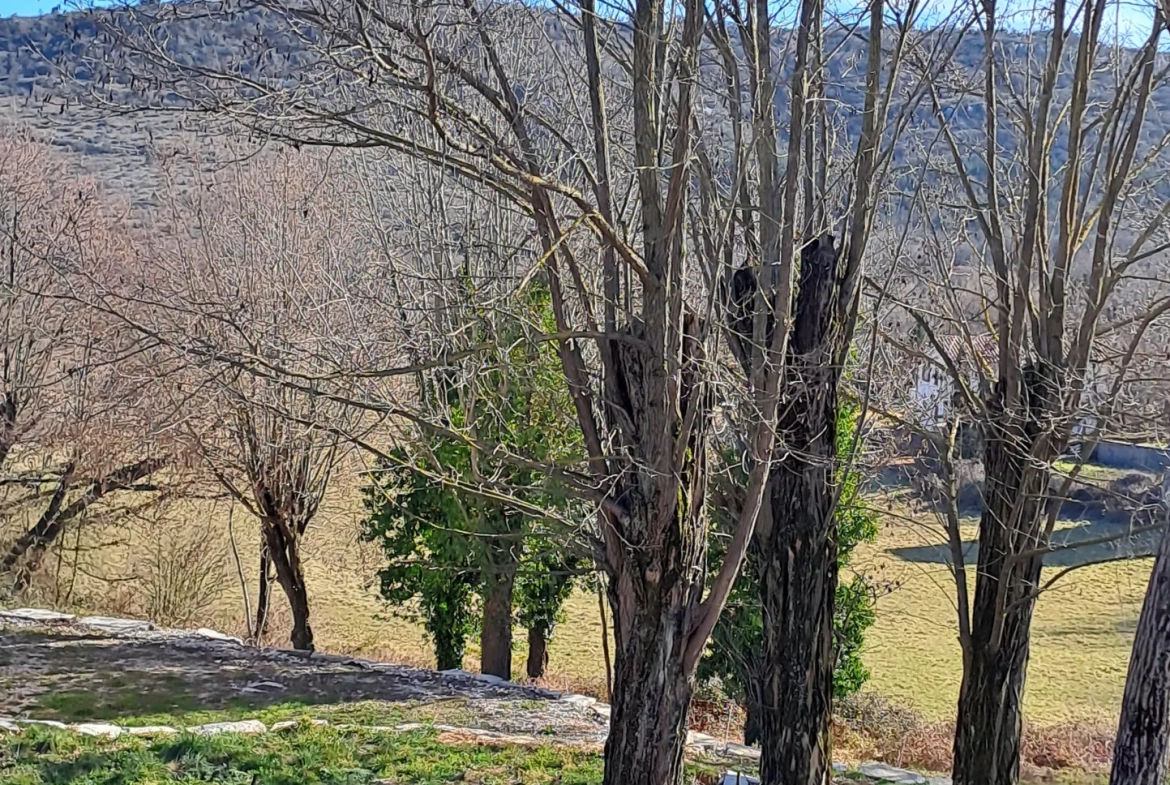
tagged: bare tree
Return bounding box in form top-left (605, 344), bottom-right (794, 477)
top-left (125, 148), bottom-right (368, 651)
top-left (695, 5), bottom-right (965, 783)
top-left (0, 130), bottom-right (172, 597)
top-left (84, 0), bottom-right (804, 778)
top-left (873, 4), bottom-right (1170, 784)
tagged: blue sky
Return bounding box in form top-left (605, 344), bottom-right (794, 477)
top-left (1, 0), bottom-right (64, 14)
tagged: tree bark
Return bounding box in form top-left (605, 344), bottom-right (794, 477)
top-left (602, 583), bottom-right (695, 785)
top-left (952, 375), bottom-right (1051, 785)
top-left (1110, 521), bottom-right (1170, 785)
top-left (480, 561), bottom-right (517, 680)
top-left (755, 234), bottom-right (841, 785)
top-left (758, 462), bottom-right (838, 785)
top-left (263, 524), bottom-right (314, 651)
top-left (254, 546), bottom-right (272, 642)
top-left (526, 623), bottom-right (549, 679)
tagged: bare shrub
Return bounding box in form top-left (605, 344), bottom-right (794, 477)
top-left (138, 522), bottom-right (227, 627)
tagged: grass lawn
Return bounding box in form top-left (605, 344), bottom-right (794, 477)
top-left (0, 725), bottom-right (614, 785)
top-left (854, 509), bottom-right (1149, 722)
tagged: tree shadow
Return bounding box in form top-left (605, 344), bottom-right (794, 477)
top-left (889, 519), bottom-right (1163, 568)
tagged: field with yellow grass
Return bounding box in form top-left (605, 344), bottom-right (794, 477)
top-left (4, 461), bottom-right (1151, 729)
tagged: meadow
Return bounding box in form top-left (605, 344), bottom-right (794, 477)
top-left (5, 461), bottom-right (1151, 729)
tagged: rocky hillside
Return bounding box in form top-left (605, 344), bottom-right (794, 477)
top-left (3, 4), bottom-right (1170, 207)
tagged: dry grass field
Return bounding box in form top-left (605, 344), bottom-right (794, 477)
top-left (855, 510), bottom-right (1149, 724)
top-left (2, 459), bottom-right (1152, 729)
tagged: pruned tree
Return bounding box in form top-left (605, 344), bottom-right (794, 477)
top-left (872, 4), bottom-right (1170, 784)
top-left (119, 147), bottom-right (367, 651)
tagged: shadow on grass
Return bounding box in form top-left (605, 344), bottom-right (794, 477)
top-left (889, 519), bottom-right (1163, 568)
top-left (0, 627), bottom-right (504, 727)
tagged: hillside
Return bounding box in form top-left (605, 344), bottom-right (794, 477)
top-left (4, 4), bottom-right (1170, 207)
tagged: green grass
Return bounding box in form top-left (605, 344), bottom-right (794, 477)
top-left (0, 725), bottom-right (612, 785)
top-left (24, 695), bottom-right (490, 736)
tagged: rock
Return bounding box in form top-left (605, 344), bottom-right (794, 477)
top-left (189, 720), bottom-right (267, 736)
top-left (721, 743), bottom-right (761, 761)
top-left (77, 616), bottom-right (154, 634)
top-left (833, 762), bottom-right (848, 774)
top-left (192, 628), bottom-right (243, 645)
top-left (239, 680), bottom-right (286, 694)
top-left (860, 762), bottom-right (927, 785)
top-left (721, 772), bottom-right (760, 785)
top-left (72, 722), bottom-right (123, 739)
top-left (0, 608), bottom-right (74, 623)
top-left (439, 668), bottom-right (477, 679)
top-left (477, 673), bottom-right (507, 685)
top-left (926, 777), bottom-right (953, 785)
top-left (560, 694), bottom-right (597, 710)
top-left (126, 725), bottom-right (178, 736)
top-left (0, 718), bottom-right (20, 733)
top-left (589, 704), bottom-right (611, 720)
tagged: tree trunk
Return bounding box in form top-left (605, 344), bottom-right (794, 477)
top-left (1110, 521), bottom-right (1170, 785)
top-left (2, 467), bottom-right (73, 592)
top-left (264, 524), bottom-right (314, 652)
top-left (254, 546), bottom-right (272, 642)
top-left (480, 561), bottom-right (516, 679)
top-left (526, 624), bottom-right (549, 679)
top-left (744, 700), bottom-right (763, 747)
top-left (952, 379), bottom-right (1050, 785)
top-left (757, 458), bottom-right (838, 785)
top-left (602, 589), bottom-right (695, 785)
top-left (755, 233), bottom-right (841, 785)
top-left (3, 458), bottom-right (165, 594)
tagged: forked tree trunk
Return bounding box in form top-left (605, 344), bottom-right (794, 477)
top-left (952, 375), bottom-right (1051, 785)
top-left (480, 561), bottom-right (517, 680)
top-left (1110, 520), bottom-right (1170, 785)
top-left (264, 524), bottom-right (314, 651)
top-left (526, 624), bottom-right (549, 679)
top-left (755, 234), bottom-right (841, 785)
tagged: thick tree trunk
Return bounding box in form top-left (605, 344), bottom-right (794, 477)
top-left (758, 457), bottom-right (838, 785)
top-left (602, 593), bottom-right (695, 785)
top-left (526, 624), bottom-right (549, 679)
top-left (755, 234), bottom-right (842, 785)
top-left (1110, 522), bottom-right (1170, 785)
top-left (952, 378), bottom-right (1051, 785)
top-left (264, 524), bottom-right (314, 652)
top-left (952, 631), bottom-right (1034, 785)
top-left (480, 562), bottom-right (517, 680)
top-left (254, 547), bottom-right (272, 642)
